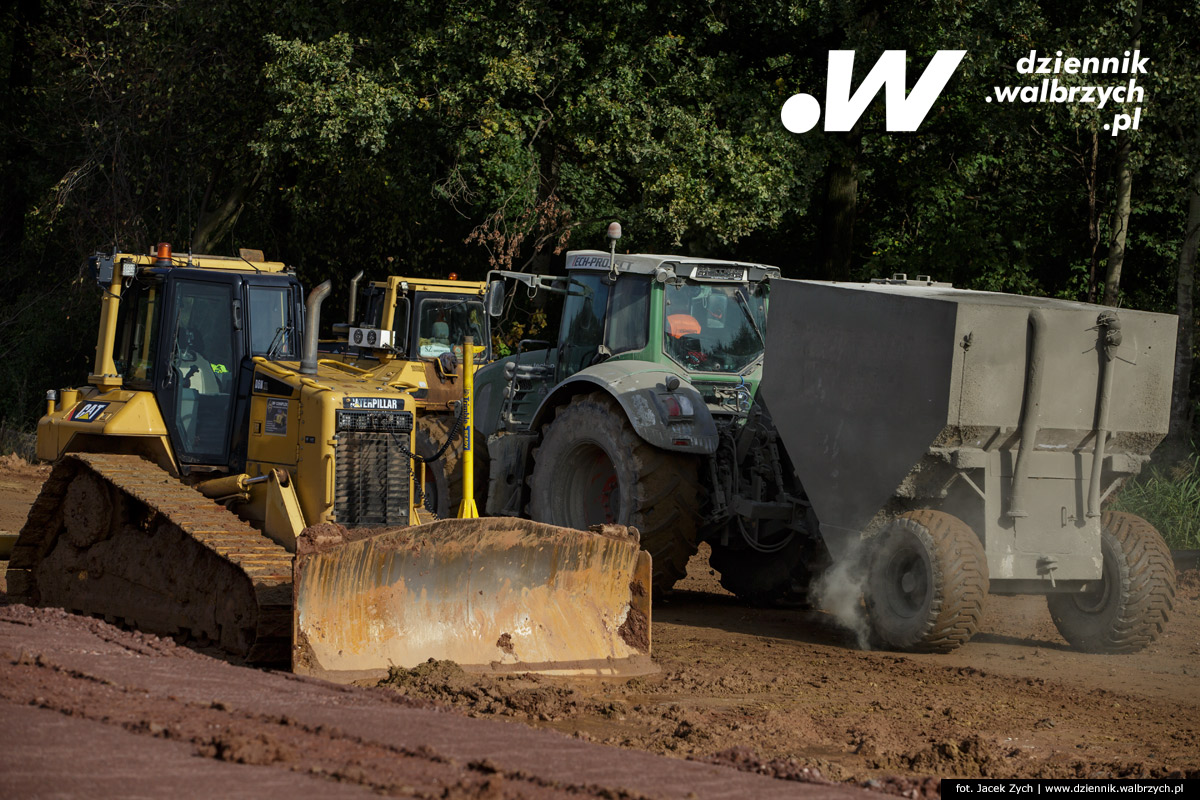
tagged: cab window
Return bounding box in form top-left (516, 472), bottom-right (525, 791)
top-left (114, 277), bottom-right (162, 385)
top-left (167, 281), bottom-right (236, 462)
top-left (662, 281), bottom-right (765, 374)
top-left (416, 297), bottom-right (488, 361)
top-left (557, 274), bottom-right (609, 379)
top-left (606, 276), bottom-right (650, 354)
top-left (248, 285), bottom-right (298, 358)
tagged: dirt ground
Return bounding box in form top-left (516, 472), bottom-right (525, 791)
top-left (0, 454), bottom-right (47, 535)
top-left (374, 551), bottom-right (1199, 786)
top-left (2, 455), bottom-right (1197, 796)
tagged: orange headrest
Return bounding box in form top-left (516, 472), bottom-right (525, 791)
top-left (667, 314), bottom-right (701, 338)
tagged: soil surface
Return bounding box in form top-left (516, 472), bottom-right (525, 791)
top-left (0, 454), bottom-right (47, 535)
top-left (1, 455), bottom-right (1197, 797)
top-left (374, 551), bottom-right (1200, 789)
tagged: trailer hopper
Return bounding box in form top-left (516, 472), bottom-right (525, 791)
top-left (761, 278), bottom-right (1177, 653)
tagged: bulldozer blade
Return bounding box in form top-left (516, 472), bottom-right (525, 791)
top-left (292, 518), bottom-right (654, 683)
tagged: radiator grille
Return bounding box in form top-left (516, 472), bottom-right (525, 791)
top-left (333, 411), bottom-right (412, 527)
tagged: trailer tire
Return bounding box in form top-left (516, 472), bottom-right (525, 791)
top-left (1047, 511), bottom-right (1175, 654)
top-left (529, 392), bottom-right (699, 593)
top-left (865, 510), bottom-right (988, 653)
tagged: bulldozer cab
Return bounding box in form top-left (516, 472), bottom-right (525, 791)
top-left (356, 277), bottom-right (492, 365)
top-left (109, 261), bottom-right (304, 471)
top-left (83, 250), bottom-right (303, 473)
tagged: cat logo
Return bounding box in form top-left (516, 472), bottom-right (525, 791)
top-left (69, 401), bottom-right (109, 422)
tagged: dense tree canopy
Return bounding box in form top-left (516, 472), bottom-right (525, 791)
top-left (1, 0), bottom-right (1197, 435)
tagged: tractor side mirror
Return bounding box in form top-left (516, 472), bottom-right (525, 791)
top-left (486, 280), bottom-right (505, 317)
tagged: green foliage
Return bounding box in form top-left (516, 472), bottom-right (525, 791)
top-left (251, 1), bottom-right (821, 265)
top-left (0, 0), bottom-right (1197, 430)
top-left (1111, 448), bottom-right (1200, 551)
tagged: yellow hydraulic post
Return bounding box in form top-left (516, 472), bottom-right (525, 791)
top-left (456, 336), bottom-right (479, 519)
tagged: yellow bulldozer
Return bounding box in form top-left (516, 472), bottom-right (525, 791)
top-left (7, 244), bottom-right (652, 682)
top-left (328, 273), bottom-right (494, 518)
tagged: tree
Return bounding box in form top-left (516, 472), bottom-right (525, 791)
top-left (1172, 175), bottom-right (1200, 438)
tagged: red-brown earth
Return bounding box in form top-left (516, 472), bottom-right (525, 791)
top-left (1, 455), bottom-right (1196, 797)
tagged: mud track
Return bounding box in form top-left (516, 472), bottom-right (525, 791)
top-left (1, 456), bottom-right (1197, 797)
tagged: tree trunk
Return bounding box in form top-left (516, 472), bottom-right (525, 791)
top-left (1169, 173), bottom-right (1200, 441)
top-left (821, 145), bottom-right (859, 281)
top-left (1086, 130), bottom-right (1101, 303)
top-left (1103, 137), bottom-right (1133, 306)
top-left (0, 0), bottom-right (41, 260)
top-left (1101, 0), bottom-right (1142, 307)
top-left (191, 172), bottom-right (260, 254)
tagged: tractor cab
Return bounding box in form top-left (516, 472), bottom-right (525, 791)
top-left (479, 250), bottom-right (778, 438)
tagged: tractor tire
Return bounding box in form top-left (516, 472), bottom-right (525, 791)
top-left (415, 424), bottom-right (451, 518)
top-left (865, 509), bottom-right (988, 653)
top-left (529, 392), bottom-right (699, 594)
top-left (1047, 511), bottom-right (1175, 654)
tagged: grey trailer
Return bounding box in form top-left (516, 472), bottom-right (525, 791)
top-left (762, 277), bottom-right (1177, 653)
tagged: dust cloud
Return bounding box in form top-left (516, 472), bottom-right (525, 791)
top-left (811, 538), bottom-right (873, 650)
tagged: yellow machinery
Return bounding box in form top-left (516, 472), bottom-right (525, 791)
top-left (332, 275), bottom-right (493, 517)
top-left (7, 244), bottom-right (652, 681)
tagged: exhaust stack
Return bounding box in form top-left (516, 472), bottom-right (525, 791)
top-left (347, 270), bottom-right (364, 327)
top-left (301, 280), bottom-right (332, 375)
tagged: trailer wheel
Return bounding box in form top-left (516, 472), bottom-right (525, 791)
top-left (529, 392), bottom-right (699, 593)
top-left (865, 510), bottom-right (988, 653)
top-left (1047, 511), bottom-right (1175, 654)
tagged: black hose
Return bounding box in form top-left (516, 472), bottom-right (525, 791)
top-left (389, 400), bottom-right (467, 464)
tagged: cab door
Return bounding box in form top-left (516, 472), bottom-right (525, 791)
top-left (156, 273), bottom-right (242, 468)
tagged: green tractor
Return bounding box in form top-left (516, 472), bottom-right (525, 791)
top-left (474, 235), bottom-right (812, 598)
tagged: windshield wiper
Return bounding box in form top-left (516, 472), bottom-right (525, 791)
top-left (733, 291), bottom-right (766, 347)
top-left (265, 325), bottom-right (291, 359)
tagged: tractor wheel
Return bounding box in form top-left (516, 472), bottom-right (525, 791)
top-left (1047, 511), bottom-right (1175, 653)
top-left (865, 509), bottom-right (988, 653)
top-left (529, 392), bottom-right (699, 594)
top-left (415, 425), bottom-right (450, 518)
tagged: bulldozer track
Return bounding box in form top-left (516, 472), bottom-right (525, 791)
top-left (7, 453), bottom-right (293, 664)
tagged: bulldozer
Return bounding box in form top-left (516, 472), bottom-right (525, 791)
top-left (477, 237), bottom-right (1178, 654)
top-left (325, 273), bottom-right (495, 518)
top-left (6, 244), bottom-right (652, 682)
